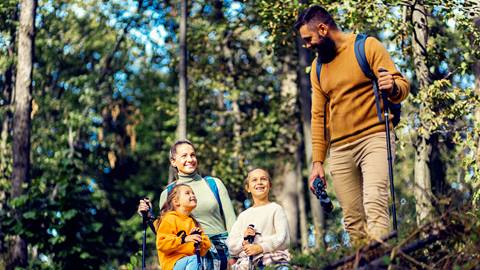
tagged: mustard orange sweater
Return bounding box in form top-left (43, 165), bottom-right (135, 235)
top-left (156, 211), bottom-right (211, 270)
top-left (310, 33), bottom-right (410, 163)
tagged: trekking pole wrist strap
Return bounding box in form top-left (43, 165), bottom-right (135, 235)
top-left (389, 81), bottom-right (399, 98)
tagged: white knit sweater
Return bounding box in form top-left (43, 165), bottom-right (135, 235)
top-left (226, 202), bottom-right (290, 255)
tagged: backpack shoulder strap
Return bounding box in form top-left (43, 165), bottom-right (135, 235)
top-left (354, 33), bottom-right (383, 122)
top-left (315, 57), bottom-right (322, 83)
top-left (166, 181), bottom-right (176, 194)
top-left (204, 176), bottom-right (226, 227)
top-left (354, 33), bottom-right (375, 79)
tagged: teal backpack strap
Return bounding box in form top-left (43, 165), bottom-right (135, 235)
top-left (166, 181), bottom-right (176, 194)
top-left (204, 176), bottom-right (226, 227)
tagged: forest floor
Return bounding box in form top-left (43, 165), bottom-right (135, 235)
top-left (290, 204), bottom-right (480, 270)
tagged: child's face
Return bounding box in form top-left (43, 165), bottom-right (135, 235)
top-left (175, 186), bottom-right (197, 210)
top-left (170, 144), bottom-right (198, 175)
top-left (246, 169), bottom-right (271, 200)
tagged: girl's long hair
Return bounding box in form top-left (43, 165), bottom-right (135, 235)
top-left (160, 183), bottom-right (190, 216)
top-left (155, 183), bottom-right (201, 231)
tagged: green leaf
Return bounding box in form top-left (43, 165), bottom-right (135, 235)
top-left (63, 209), bottom-right (78, 220)
top-left (382, 256), bottom-right (391, 265)
top-left (23, 211), bottom-right (37, 219)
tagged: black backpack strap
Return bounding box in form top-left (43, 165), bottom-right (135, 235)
top-left (316, 57), bottom-right (322, 81)
top-left (354, 33), bottom-right (383, 122)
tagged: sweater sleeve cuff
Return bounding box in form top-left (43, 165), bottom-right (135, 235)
top-left (182, 242), bottom-right (196, 254)
top-left (312, 151), bottom-right (326, 163)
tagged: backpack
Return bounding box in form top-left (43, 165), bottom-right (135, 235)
top-left (315, 33), bottom-right (402, 127)
top-left (166, 176), bottom-right (226, 227)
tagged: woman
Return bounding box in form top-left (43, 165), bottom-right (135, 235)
top-left (139, 140), bottom-right (236, 270)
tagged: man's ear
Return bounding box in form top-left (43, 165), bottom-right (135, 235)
top-left (317, 22), bottom-right (328, 36)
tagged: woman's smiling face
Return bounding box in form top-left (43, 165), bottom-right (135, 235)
top-left (170, 143), bottom-right (198, 175)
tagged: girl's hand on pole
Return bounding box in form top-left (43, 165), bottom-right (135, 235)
top-left (243, 244), bottom-right (263, 256)
top-left (185, 234), bottom-right (202, 243)
top-left (243, 226), bottom-right (255, 239)
top-left (189, 227), bottom-right (202, 235)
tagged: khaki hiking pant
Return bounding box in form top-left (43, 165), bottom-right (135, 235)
top-left (329, 132), bottom-right (395, 245)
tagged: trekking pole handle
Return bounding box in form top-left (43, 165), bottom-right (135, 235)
top-left (244, 224), bottom-right (256, 244)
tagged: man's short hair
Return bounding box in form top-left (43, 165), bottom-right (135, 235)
top-left (294, 5), bottom-right (337, 31)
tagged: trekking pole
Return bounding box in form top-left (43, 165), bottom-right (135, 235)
top-left (191, 231), bottom-right (202, 269)
top-left (141, 211), bottom-right (148, 270)
top-left (245, 224), bottom-right (255, 270)
top-left (378, 68), bottom-right (398, 231)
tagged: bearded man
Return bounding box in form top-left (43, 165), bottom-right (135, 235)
top-left (294, 5), bottom-right (410, 245)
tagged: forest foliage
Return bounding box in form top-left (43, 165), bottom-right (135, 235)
top-left (0, 0), bottom-right (479, 269)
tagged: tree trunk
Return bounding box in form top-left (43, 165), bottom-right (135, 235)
top-left (177, 0), bottom-right (187, 140)
top-left (411, 1), bottom-right (433, 224)
top-left (474, 17), bottom-right (480, 167)
top-left (169, 0), bottom-right (188, 183)
top-left (0, 7), bottom-right (17, 266)
top-left (475, 63), bottom-right (480, 167)
top-left (273, 159), bottom-right (300, 247)
top-left (295, 158), bottom-right (308, 250)
top-left (430, 134), bottom-right (446, 197)
top-left (221, 25), bottom-right (245, 176)
top-left (8, 0), bottom-right (36, 269)
top-left (296, 36), bottom-right (325, 249)
top-left (231, 98), bottom-right (244, 168)
top-left (272, 57), bottom-right (302, 247)
top-left (0, 7), bottom-right (16, 183)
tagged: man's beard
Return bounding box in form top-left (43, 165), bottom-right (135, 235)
top-left (314, 35), bottom-right (336, 64)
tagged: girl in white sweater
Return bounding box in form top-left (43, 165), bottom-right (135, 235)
top-left (226, 168), bottom-right (290, 270)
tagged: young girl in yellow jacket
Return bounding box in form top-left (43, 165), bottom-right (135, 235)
top-left (156, 183), bottom-right (211, 270)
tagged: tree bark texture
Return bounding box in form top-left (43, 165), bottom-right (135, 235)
top-left (474, 17), bottom-right (480, 167)
top-left (296, 36), bottom-right (325, 249)
top-left (8, 0), bottom-right (36, 269)
top-left (177, 0), bottom-right (187, 140)
top-left (411, 1), bottom-right (434, 224)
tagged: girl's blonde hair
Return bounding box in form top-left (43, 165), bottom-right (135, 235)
top-left (160, 183), bottom-right (191, 216)
top-left (155, 184), bottom-right (200, 231)
top-left (244, 168), bottom-right (272, 189)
